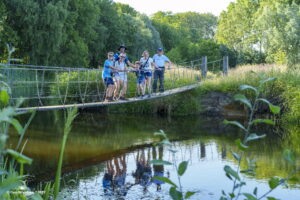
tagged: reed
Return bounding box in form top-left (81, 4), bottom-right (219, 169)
top-left (53, 107), bottom-right (78, 199)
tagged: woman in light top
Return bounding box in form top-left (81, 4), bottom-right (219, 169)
top-left (113, 53), bottom-right (128, 101)
top-left (140, 50), bottom-right (154, 98)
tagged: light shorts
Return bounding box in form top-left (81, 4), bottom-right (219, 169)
top-left (114, 75), bottom-right (128, 82)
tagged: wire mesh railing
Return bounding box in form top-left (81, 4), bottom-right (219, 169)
top-left (0, 62), bottom-right (202, 109)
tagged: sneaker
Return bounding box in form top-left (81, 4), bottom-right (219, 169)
top-left (104, 97), bottom-right (113, 102)
top-left (113, 97), bottom-right (118, 101)
top-left (119, 97), bottom-right (128, 101)
top-left (148, 94), bottom-right (151, 98)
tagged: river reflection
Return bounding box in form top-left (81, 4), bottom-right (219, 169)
top-left (58, 140), bottom-right (300, 200)
top-left (7, 111), bottom-right (300, 199)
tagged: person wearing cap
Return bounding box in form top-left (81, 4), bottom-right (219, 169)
top-left (152, 48), bottom-right (171, 93)
top-left (102, 52), bottom-right (118, 102)
top-left (114, 45), bottom-right (134, 68)
top-left (113, 53), bottom-right (128, 101)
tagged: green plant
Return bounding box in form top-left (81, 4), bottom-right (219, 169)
top-left (220, 77), bottom-right (299, 200)
top-left (151, 130), bottom-right (196, 200)
top-left (53, 107), bottom-right (78, 199)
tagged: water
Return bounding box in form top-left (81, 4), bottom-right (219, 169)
top-left (8, 111), bottom-right (300, 200)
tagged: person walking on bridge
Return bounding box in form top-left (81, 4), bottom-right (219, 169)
top-left (113, 53), bottom-right (128, 101)
top-left (102, 52), bottom-right (118, 102)
top-left (114, 45), bottom-right (134, 68)
top-left (152, 48), bottom-right (171, 93)
top-left (140, 50), bottom-right (154, 98)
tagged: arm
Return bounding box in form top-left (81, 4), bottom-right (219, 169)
top-left (126, 60), bottom-right (135, 68)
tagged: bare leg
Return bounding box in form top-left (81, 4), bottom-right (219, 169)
top-left (120, 80), bottom-right (127, 98)
top-left (114, 80), bottom-right (120, 99)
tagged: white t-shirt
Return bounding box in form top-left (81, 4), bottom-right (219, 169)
top-left (140, 57), bottom-right (153, 71)
top-left (114, 61), bottom-right (127, 80)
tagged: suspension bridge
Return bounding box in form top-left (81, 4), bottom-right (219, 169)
top-left (0, 56), bottom-right (229, 112)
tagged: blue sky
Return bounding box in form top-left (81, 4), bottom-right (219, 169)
top-left (114, 0), bottom-right (235, 16)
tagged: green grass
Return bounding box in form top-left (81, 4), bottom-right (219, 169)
top-left (198, 64), bottom-right (300, 123)
top-left (109, 64), bottom-right (300, 121)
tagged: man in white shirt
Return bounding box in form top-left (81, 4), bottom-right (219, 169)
top-left (152, 48), bottom-right (171, 93)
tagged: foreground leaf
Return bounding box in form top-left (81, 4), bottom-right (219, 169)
top-left (251, 119), bottom-right (275, 126)
top-left (7, 149), bottom-right (32, 165)
top-left (185, 191), bottom-right (196, 199)
top-left (0, 175), bottom-right (23, 197)
top-left (178, 161), bottom-right (188, 176)
top-left (0, 90), bottom-right (9, 106)
top-left (239, 85), bottom-right (258, 95)
top-left (153, 176), bottom-right (177, 187)
top-left (169, 187), bottom-right (182, 200)
top-left (243, 193), bottom-right (259, 200)
top-left (224, 120), bottom-right (246, 131)
top-left (246, 134), bottom-right (266, 143)
top-left (234, 94), bottom-right (252, 109)
top-left (258, 99), bottom-right (280, 114)
top-left (235, 139), bottom-right (249, 151)
top-left (231, 151), bottom-right (241, 161)
top-left (283, 149), bottom-right (295, 164)
top-left (150, 159), bottom-right (172, 165)
top-left (29, 193), bottom-right (43, 200)
top-left (268, 177), bottom-right (281, 189)
top-left (260, 77), bottom-right (277, 84)
top-left (224, 165), bottom-right (240, 181)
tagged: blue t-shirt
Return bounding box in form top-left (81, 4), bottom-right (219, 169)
top-left (153, 54), bottom-right (170, 67)
top-left (114, 52), bottom-right (129, 63)
top-left (102, 60), bottom-right (113, 78)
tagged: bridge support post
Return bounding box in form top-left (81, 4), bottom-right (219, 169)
top-left (223, 56), bottom-right (229, 75)
top-left (201, 56), bottom-right (207, 78)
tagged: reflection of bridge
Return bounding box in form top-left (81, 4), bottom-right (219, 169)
top-left (0, 56), bottom-right (229, 111)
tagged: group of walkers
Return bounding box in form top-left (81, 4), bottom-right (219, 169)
top-left (102, 45), bottom-right (172, 102)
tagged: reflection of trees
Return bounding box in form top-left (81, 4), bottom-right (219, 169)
top-left (200, 142), bottom-right (206, 158)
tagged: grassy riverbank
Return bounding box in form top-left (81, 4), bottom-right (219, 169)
top-left (109, 64), bottom-right (300, 123)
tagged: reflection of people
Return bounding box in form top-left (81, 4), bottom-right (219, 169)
top-left (152, 48), bottom-right (171, 93)
top-left (103, 160), bottom-right (114, 196)
top-left (102, 155), bottom-right (133, 199)
top-left (133, 149), bottom-right (152, 190)
top-left (113, 155), bottom-right (128, 197)
top-left (152, 146), bottom-right (165, 191)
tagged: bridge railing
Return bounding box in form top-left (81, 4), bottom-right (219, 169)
top-left (0, 62), bottom-right (202, 108)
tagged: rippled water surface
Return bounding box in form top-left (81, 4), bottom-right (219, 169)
top-left (8, 111), bottom-right (300, 200)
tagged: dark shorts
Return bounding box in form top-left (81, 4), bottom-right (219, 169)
top-left (137, 75), bottom-right (145, 84)
top-left (145, 72), bottom-right (152, 77)
top-left (104, 77), bottom-right (114, 86)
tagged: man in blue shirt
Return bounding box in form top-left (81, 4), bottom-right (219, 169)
top-left (152, 48), bottom-right (172, 93)
top-left (114, 45), bottom-right (134, 67)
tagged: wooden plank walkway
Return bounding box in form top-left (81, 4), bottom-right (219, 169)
top-left (16, 82), bottom-right (202, 112)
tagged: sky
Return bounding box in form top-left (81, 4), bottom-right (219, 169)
top-left (113, 0), bottom-right (235, 16)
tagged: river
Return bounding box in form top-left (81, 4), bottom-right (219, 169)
top-left (7, 111), bottom-right (300, 200)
